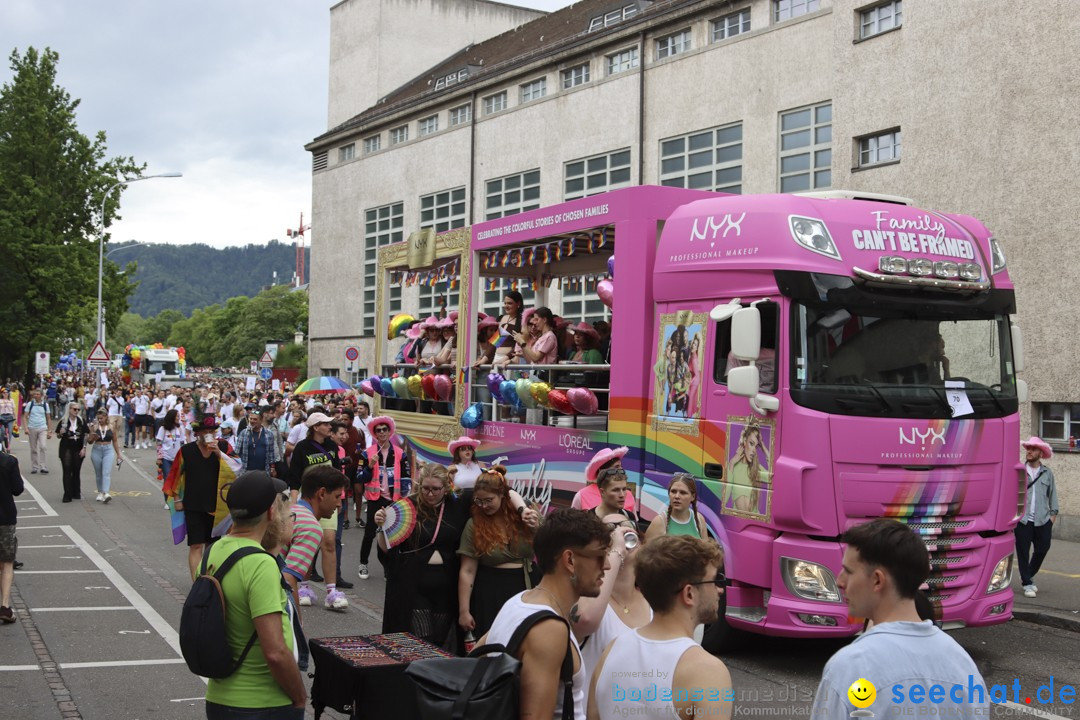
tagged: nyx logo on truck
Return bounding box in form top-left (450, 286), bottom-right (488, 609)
top-left (690, 213), bottom-right (746, 243)
top-left (898, 427), bottom-right (947, 448)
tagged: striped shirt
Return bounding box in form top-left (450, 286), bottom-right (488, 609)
top-left (284, 501), bottom-right (323, 581)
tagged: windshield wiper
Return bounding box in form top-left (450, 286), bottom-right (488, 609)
top-left (976, 385), bottom-right (1007, 414)
top-left (926, 385), bottom-right (957, 417)
top-left (859, 380), bottom-right (893, 412)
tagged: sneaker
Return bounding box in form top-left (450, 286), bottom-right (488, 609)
top-left (358, 564), bottom-right (370, 580)
top-left (40, 469), bottom-right (49, 474)
top-left (96, 493), bottom-right (104, 502)
top-left (31, 469), bottom-right (38, 474)
top-left (298, 585), bottom-right (317, 607)
top-left (336, 578), bottom-right (354, 590)
top-left (1023, 585), bottom-right (1037, 598)
top-left (356, 518), bottom-right (366, 529)
top-left (164, 503), bottom-right (170, 510)
top-left (1031, 583), bottom-right (1038, 593)
top-left (0, 606), bottom-right (14, 624)
top-left (325, 590), bottom-right (349, 611)
top-left (342, 520), bottom-right (350, 530)
top-left (102, 493), bottom-right (112, 504)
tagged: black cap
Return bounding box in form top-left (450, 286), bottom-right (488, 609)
top-left (225, 470), bottom-right (289, 519)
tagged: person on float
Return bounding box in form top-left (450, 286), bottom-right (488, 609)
top-left (490, 291), bottom-right (524, 370)
top-left (565, 322), bottom-right (604, 364)
top-left (644, 473), bottom-right (709, 542)
top-left (571, 446), bottom-right (636, 514)
top-left (448, 436), bottom-right (484, 488)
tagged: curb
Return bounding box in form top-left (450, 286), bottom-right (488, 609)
top-left (1012, 608), bottom-right (1080, 634)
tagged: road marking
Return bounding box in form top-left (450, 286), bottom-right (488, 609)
top-left (121, 452), bottom-right (165, 492)
top-left (15, 499), bottom-right (37, 503)
top-left (170, 697), bottom-right (206, 703)
top-left (30, 606), bottom-right (137, 612)
top-left (1040, 569), bottom-right (1080, 579)
top-left (18, 544), bottom-right (77, 549)
top-left (17, 515), bottom-right (50, 519)
top-left (59, 556), bottom-right (83, 560)
top-left (19, 477), bottom-right (58, 517)
top-left (0, 665), bottom-right (41, 672)
top-left (119, 629), bottom-right (152, 635)
top-left (60, 659), bottom-right (187, 669)
top-left (999, 700), bottom-right (1072, 719)
top-left (84, 586), bottom-right (112, 590)
top-left (15, 570), bottom-right (103, 575)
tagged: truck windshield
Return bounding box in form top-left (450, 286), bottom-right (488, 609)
top-left (145, 361), bottom-right (177, 375)
top-left (786, 275), bottom-right (1018, 419)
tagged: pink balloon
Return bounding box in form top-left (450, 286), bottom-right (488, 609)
top-left (568, 387), bottom-right (599, 415)
top-left (359, 380), bottom-right (374, 397)
top-left (597, 279), bottom-right (614, 309)
top-left (434, 374), bottom-right (453, 401)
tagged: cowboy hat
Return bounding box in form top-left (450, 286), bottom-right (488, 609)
top-left (585, 446), bottom-right (629, 483)
top-left (369, 415), bottom-right (396, 436)
top-left (478, 314), bottom-right (498, 330)
top-left (448, 436), bottom-right (481, 457)
top-left (1021, 436), bottom-right (1053, 459)
top-left (567, 321), bottom-right (599, 340)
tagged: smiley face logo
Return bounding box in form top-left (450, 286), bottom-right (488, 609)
top-left (847, 678), bottom-right (877, 709)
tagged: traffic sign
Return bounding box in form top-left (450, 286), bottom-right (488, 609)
top-left (258, 350), bottom-right (274, 368)
top-left (250, 360), bottom-right (258, 373)
top-left (35, 352), bottom-right (50, 375)
top-left (87, 341), bottom-right (111, 369)
top-left (344, 346), bottom-right (359, 362)
top-left (260, 368), bottom-right (273, 380)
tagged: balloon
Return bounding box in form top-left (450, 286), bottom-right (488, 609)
top-left (461, 402), bottom-right (484, 429)
top-left (486, 373), bottom-right (505, 397)
top-left (434, 375), bottom-right (453, 402)
top-left (388, 313), bottom-right (416, 340)
top-left (499, 380), bottom-right (517, 405)
top-left (407, 374), bottom-right (423, 399)
top-left (530, 381), bottom-right (552, 408)
top-left (359, 380), bottom-right (374, 397)
top-left (369, 375), bottom-right (384, 395)
top-left (547, 389), bottom-right (575, 415)
top-left (391, 376), bottom-right (409, 398)
top-left (380, 378), bottom-right (395, 397)
top-left (421, 373), bottom-right (438, 400)
top-left (597, 279), bottom-right (614, 309)
top-left (568, 387), bottom-right (599, 415)
top-left (607, 256), bottom-right (615, 278)
top-left (516, 378), bottom-right (537, 408)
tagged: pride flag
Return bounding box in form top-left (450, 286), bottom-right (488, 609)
top-left (162, 444), bottom-right (240, 545)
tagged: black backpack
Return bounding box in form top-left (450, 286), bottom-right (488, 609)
top-left (404, 610), bottom-right (574, 720)
top-left (180, 545), bottom-right (270, 679)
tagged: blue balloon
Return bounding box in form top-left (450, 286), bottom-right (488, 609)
top-left (499, 380), bottom-right (517, 405)
top-left (460, 402), bottom-right (484, 429)
top-left (380, 378), bottom-right (395, 397)
top-left (607, 255), bottom-right (615, 278)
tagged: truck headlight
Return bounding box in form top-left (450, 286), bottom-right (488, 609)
top-left (986, 554), bottom-right (1012, 594)
top-left (789, 216), bottom-right (841, 261)
top-left (781, 557), bottom-right (842, 603)
top-left (989, 237), bottom-right (1007, 274)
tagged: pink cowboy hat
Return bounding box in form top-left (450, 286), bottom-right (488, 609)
top-left (478, 314), bottom-right (498, 330)
top-left (567, 321), bottom-right (599, 340)
top-left (436, 317), bottom-right (455, 329)
top-left (1021, 436), bottom-right (1053, 459)
top-left (585, 446), bottom-right (629, 483)
top-left (369, 415), bottom-right (396, 436)
top-left (420, 315), bottom-right (442, 329)
top-left (447, 436), bottom-right (481, 457)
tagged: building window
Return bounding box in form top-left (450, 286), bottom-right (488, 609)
top-left (347, 369), bottom-right (367, 387)
top-left (713, 9), bottom-right (751, 41)
top-left (434, 68), bottom-right (469, 90)
top-left (1039, 403), bottom-right (1080, 442)
top-left (607, 47), bottom-right (639, 75)
top-left (321, 368), bottom-right (341, 378)
top-left (774, 0), bottom-right (819, 22)
top-left (363, 135), bottom-right (381, 154)
top-left (779, 102), bottom-right (832, 192)
top-left (420, 187), bottom-right (467, 233)
top-left (483, 91), bottom-right (508, 115)
top-left (419, 115), bottom-right (439, 137)
top-left (482, 283), bottom-right (536, 318)
top-left (858, 129), bottom-right (901, 167)
top-left (561, 276), bottom-right (611, 325)
top-left (520, 78), bottom-right (547, 103)
top-left (449, 104), bottom-right (472, 126)
top-left (588, 4), bottom-right (639, 32)
top-left (362, 202), bottom-right (404, 337)
top-left (338, 143), bottom-right (355, 162)
top-left (390, 125), bottom-right (409, 145)
top-left (656, 30), bottom-right (691, 60)
top-left (485, 170), bottom-right (541, 220)
top-left (564, 149), bottom-right (632, 201)
top-left (562, 63), bottom-right (591, 89)
top-left (660, 123), bottom-right (743, 193)
top-left (860, 0), bottom-right (902, 39)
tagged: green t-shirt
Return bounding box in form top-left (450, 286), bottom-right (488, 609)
top-left (457, 518), bottom-right (533, 566)
top-left (204, 536), bottom-right (294, 708)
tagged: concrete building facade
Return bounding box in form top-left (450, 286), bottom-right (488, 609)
top-left (307, 0), bottom-right (1080, 535)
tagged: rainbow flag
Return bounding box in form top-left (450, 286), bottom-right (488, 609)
top-left (162, 445), bottom-right (240, 545)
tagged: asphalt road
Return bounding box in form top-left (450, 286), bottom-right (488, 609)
top-left (2, 434), bottom-right (1077, 719)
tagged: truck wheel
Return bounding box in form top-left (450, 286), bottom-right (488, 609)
top-left (701, 586), bottom-right (748, 654)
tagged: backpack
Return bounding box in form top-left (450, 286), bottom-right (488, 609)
top-left (179, 545), bottom-right (270, 679)
top-left (404, 610), bottom-right (574, 720)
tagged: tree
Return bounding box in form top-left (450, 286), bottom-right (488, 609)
top-left (0, 47), bottom-right (141, 380)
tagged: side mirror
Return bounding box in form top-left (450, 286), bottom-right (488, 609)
top-left (1011, 324), bottom-right (1024, 373)
top-left (728, 365), bottom-right (758, 398)
top-left (1016, 378), bottom-right (1029, 404)
top-left (731, 307), bottom-right (761, 361)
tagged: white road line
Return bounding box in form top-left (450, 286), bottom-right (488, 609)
top-left (15, 499), bottom-right (37, 503)
top-left (121, 450), bottom-right (165, 491)
top-left (14, 524), bottom-right (63, 529)
top-left (19, 477), bottom-right (58, 517)
top-left (60, 659), bottom-right (187, 669)
top-left (15, 570), bottom-right (104, 575)
top-left (29, 606), bottom-right (137, 612)
top-left (60, 525), bottom-right (183, 656)
top-left (17, 544), bottom-right (77, 549)
top-left (170, 697), bottom-right (206, 703)
top-left (17, 515), bottom-right (49, 519)
top-left (999, 701), bottom-right (1072, 720)
top-left (0, 665), bottom-right (41, 672)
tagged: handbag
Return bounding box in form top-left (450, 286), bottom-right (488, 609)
top-left (405, 610), bottom-right (574, 720)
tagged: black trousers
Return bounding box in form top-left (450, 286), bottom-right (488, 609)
top-left (1015, 520), bottom-right (1053, 585)
top-left (58, 443), bottom-right (84, 499)
top-left (360, 497), bottom-right (391, 564)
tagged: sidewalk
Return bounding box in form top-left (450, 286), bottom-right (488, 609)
top-left (1009, 535), bottom-right (1080, 633)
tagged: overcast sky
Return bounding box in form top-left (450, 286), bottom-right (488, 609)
top-left (0, 0), bottom-right (569, 251)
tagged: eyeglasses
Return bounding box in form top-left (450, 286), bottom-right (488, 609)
top-left (473, 496), bottom-right (498, 507)
top-left (420, 485), bottom-right (445, 494)
top-left (680, 574), bottom-right (727, 592)
top-left (597, 468), bottom-right (628, 481)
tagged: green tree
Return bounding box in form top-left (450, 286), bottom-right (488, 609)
top-left (140, 308), bottom-right (185, 345)
top-left (0, 47), bottom-right (141, 380)
top-left (108, 312), bottom-right (147, 350)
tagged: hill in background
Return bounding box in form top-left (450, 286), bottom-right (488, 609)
top-left (111, 240), bottom-right (311, 317)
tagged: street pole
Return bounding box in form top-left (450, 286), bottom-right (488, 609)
top-left (97, 173), bottom-right (182, 346)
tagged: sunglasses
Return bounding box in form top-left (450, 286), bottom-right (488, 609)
top-left (680, 573), bottom-right (727, 592)
top-left (598, 468), bottom-right (628, 481)
top-left (375, 427), bottom-right (391, 433)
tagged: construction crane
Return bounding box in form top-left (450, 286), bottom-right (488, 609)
top-left (285, 213), bottom-right (310, 287)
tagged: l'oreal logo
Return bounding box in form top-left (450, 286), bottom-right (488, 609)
top-left (899, 427), bottom-right (946, 449)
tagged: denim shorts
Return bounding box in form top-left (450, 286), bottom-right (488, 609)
top-left (0, 525), bottom-right (16, 563)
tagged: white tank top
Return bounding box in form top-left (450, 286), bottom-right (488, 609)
top-left (452, 462), bottom-right (483, 489)
top-left (580, 603), bottom-right (652, 696)
top-left (486, 591), bottom-right (586, 720)
top-left (593, 630), bottom-right (697, 718)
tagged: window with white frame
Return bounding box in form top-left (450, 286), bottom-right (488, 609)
top-left (482, 283), bottom-right (536, 319)
top-left (774, 0), bottom-right (819, 22)
top-left (713, 8), bottom-right (751, 41)
top-left (560, 277), bottom-right (610, 325)
top-left (1039, 403), bottom-right (1080, 443)
top-left (858, 129), bottom-right (901, 167)
top-left (520, 78), bottom-right (547, 103)
top-left (564, 149), bottom-right (632, 201)
top-left (860, 0), bottom-right (902, 39)
top-left (321, 368), bottom-right (341, 378)
top-left (362, 202), bottom-right (404, 337)
top-left (485, 170), bottom-right (541, 220)
top-left (660, 123), bottom-right (743, 193)
top-left (338, 143), bottom-right (355, 162)
top-left (449, 104), bottom-right (472, 127)
top-left (418, 281), bottom-right (460, 319)
top-left (779, 102), bottom-right (832, 192)
top-left (420, 187), bottom-right (467, 233)
top-left (607, 47), bottom-right (639, 75)
top-left (588, 4), bottom-right (639, 32)
top-left (562, 63), bottom-right (591, 89)
top-left (483, 91), bottom-right (508, 115)
top-left (363, 135), bottom-right (381, 154)
top-left (419, 114), bottom-right (439, 136)
top-left (656, 30), bottom-right (691, 60)
top-left (390, 125), bottom-right (409, 145)
top-left (347, 369), bottom-right (367, 387)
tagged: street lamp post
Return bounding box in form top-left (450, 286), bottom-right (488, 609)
top-left (97, 173), bottom-right (182, 345)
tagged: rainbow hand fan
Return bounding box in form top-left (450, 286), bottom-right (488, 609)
top-left (381, 497), bottom-right (418, 549)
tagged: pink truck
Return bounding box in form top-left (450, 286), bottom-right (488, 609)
top-left (377, 185), bottom-right (1023, 648)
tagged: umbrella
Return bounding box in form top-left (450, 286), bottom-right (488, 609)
top-left (293, 376), bottom-right (351, 395)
